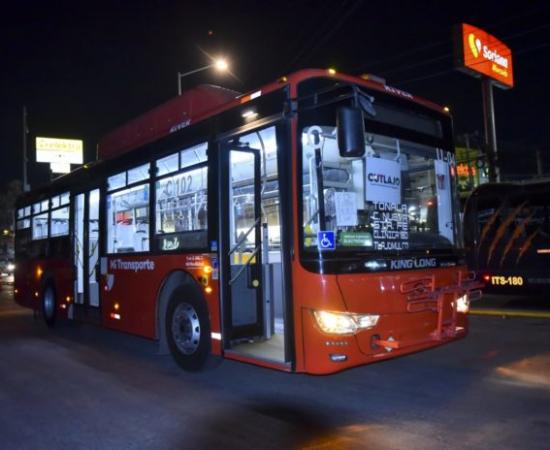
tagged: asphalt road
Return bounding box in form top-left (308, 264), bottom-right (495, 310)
top-left (1, 286), bottom-right (549, 450)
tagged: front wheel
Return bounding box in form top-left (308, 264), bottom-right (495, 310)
top-left (166, 288), bottom-right (212, 371)
top-left (42, 284), bottom-right (56, 327)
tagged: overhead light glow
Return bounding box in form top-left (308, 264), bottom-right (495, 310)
top-left (214, 58), bottom-right (228, 71)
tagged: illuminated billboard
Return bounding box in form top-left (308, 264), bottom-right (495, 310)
top-left (36, 137), bottom-right (84, 165)
top-left (35, 137), bottom-right (84, 174)
top-left (454, 23), bottom-right (513, 89)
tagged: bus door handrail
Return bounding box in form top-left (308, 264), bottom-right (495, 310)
top-left (228, 216), bottom-right (261, 286)
top-left (229, 245), bottom-right (261, 286)
top-left (228, 217), bottom-right (260, 256)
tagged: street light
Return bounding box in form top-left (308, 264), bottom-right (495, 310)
top-left (177, 58), bottom-right (229, 95)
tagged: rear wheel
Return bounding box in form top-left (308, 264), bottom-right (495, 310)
top-left (166, 287), bottom-right (212, 371)
top-left (42, 284), bottom-right (56, 327)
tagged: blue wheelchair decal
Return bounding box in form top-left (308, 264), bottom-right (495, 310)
top-left (317, 231), bottom-right (336, 250)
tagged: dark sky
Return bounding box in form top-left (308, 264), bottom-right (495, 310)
top-left (2, 0), bottom-right (550, 186)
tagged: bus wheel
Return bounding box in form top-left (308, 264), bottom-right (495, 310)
top-left (42, 284), bottom-right (56, 327)
top-left (166, 288), bottom-right (211, 371)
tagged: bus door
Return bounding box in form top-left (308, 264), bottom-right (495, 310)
top-left (219, 125), bottom-right (288, 365)
top-left (73, 188), bottom-right (101, 310)
top-left (221, 146), bottom-right (264, 340)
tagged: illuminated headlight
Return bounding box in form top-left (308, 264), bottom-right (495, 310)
top-left (456, 294), bottom-right (469, 313)
top-left (6, 263), bottom-right (15, 272)
top-left (313, 310), bottom-right (379, 335)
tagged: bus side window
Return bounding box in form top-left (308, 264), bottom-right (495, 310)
top-left (107, 183), bottom-right (150, 253)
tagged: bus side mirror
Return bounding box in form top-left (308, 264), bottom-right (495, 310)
top-left (337, 106), bottom-right (365, 157)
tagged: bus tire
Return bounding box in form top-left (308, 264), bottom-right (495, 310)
top-left (42, 283), bottom-right (57, 328)
top-left (166, 287), bottom-right (212, 371)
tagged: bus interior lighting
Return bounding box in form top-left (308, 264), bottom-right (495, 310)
top-left (242, 109), bottom-right (258, 120)
top-left (313, 310), bottom-right (379, 335)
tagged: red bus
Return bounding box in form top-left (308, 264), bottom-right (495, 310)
top-left (14, 69), bottom-right (481, 374)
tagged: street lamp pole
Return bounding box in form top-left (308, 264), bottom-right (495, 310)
top-left (177, 58), bottom-right (229, 95)
top-left (22, 106), bottom-right (29, 192)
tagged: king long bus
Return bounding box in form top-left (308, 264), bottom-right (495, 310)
top-left (14, 69), bottom-right (481, 374)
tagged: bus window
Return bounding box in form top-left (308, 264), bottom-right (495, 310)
top-left (301, 128), bottom-right (457, 252)
top-left (155, 165), bottom-right (208, 250)
top-left (108, 172), bottom-right (126, 191)
top-left (51, 195), bottom-right (60, 209)
top-left (60, 191), bottom-right (70, 205)
top-left (107, 183), bottom-right (150, 253)
top-left (156, 153), bottom-right (178, 176)
top-left (50, 206), bottom-right (70, 237)
top-left (180, 142), bottom-right (207, 169)
top-left (127, 163), bottom-right (150, 184)
top-left (17, 218), bottom-right (31, 230)
top-left (32, 213), bottom-right (48, 240)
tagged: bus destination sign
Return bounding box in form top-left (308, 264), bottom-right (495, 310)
top-left (454, 23), bottom-right (514, 89)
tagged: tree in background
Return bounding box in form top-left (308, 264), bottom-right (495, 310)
top-left (0, 180), bottom-right (22, 260)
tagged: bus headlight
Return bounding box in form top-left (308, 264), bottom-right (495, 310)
top-left (456, 294), bottom-right (469, 313)
top-left (6, 263), bottom-right (15, 272)
top-left (313, 310), bottom-right (379, 335)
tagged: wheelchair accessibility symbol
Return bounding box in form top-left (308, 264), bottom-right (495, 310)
top-left (317, 231), bottom-right (336, 250)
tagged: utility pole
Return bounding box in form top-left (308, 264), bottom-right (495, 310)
top-left (535, 149), bottom-right (544, 178)
top-left (481, 78), bottom-right (500, 183)
top-left (22, 106), bottom-right (30, 192)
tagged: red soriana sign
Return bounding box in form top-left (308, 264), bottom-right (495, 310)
top-left (454, 23), bottom-right (514, 89)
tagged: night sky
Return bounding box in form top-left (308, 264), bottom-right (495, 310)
top-left (2, 0), bottom-right (550, 186)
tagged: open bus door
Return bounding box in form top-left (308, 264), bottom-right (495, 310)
top-left (72, 187), bottom-right (101, 320)
top-left (218, 126), bottom-right (289, 367)
top-left (220, 146), bottom-right (264, 339)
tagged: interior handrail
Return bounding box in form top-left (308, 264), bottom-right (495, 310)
top-left (229, 244), bottom-right (261, 286)
top-left (228, 216), bottom-right (260, 256)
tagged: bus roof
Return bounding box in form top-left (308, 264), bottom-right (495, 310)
top-left (97, 69), bottom-right (449, 160)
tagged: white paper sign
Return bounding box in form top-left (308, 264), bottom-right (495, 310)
top-left (434, 159), bottom-right (454, 243)
top-left (334, 192), bottom-right (357, 226)
top-left (365, 157), bottom-right (401, 204)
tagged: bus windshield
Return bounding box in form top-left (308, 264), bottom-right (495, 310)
top-left (300, 104), bottom-right (459, 256)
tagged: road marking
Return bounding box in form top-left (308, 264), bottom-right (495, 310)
top-left (470, 308), bottom-right (550, 319)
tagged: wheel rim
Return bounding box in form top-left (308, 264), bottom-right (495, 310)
top-left (171, 302), bottom-right (201, 355)
top-left (44, 288), bottom-right (55, 319)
